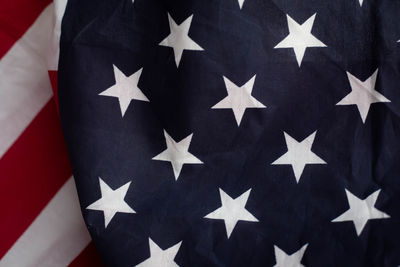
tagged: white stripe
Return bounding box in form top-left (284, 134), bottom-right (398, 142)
top-left (0, 177), bottom-right (91, 267)
top-left (0, 4), bottom-right (55, 158)
top-left (47, 0), bottom-right (68, 70)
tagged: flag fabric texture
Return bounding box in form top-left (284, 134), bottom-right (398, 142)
top-left (57, 0), bottom-right (400, 266)
top-left (0, 1), bottom-right (102, 266)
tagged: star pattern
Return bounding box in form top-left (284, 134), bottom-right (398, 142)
top-left (86, 178), bottom-right (135, 228)
top-left (336, 69), bottom-right (391, 123)
top-left (272, 131), bottom-right (326, 183)
top-left (332, 189), bottom-right (390, 236)
top-left (204, 188), bottom-right (259, 238)
top-left (159, 14), bottom-right (204, 67)
top-left (136, 238), bottom-right (182, 267)
top-left (62, 3), bottom-right (400, 266)
top-left (273, 244), bottom-right (308, 267)
top-left (212, 75), bottom-right (266, 126)
top-left (275, 13), bottom-right (327, 67)
top-left (99, 65), bottom-right (149, 117)
top-left (152, 130), bottom-right (203, 180)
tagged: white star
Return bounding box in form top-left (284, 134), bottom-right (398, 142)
top-left (204, 188), bottom-right (259, 238)
top-left (159, 13), bottom-right (204, 67)
top-left (136, 238), bottom-right (182, 267)
top-left (274, 244), bottom-right (308, 267)
top-left (152, 130), bottom-right (203, 180)
top-left (336, 69), bottom-right (390, 123)
top-left (272, 131), bottom-right (326, 183)
top-left (212, 75), bottom-right (266, 126)
top-left (86, 178), bottom-right (135, 228)
top-left (332, 189), bottom-right (390, 236)
top-left (274, 13), bottom-right (326, 67)
top-left (238, 0), bottom-right (245, 9)
top-left (99, 65), bottom-right (149, 117)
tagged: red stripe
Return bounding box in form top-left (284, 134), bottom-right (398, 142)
top-left (0, 0), bottom-right (51, 58)
top-left (0, 99), bottom-right (72, 258)
top-left (69, 242), bottom-right (104, 267)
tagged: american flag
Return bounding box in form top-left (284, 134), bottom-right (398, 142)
top-left (2, 0), bottom-right (400, 266)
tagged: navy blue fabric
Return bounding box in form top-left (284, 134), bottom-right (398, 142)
top-left (58, 0), bottom-right (400, 266)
